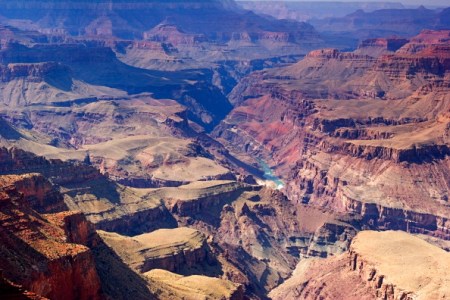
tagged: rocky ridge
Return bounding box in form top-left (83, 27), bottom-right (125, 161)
top-left (0, 148), bottom-right (249, 299)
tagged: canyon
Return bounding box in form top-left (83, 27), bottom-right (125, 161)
top-left (215, 30), bottom-right (450, 241)
top-left (0, 0), bottom-right (449, 299)
top-left (0, 146), bottom-right (361, 298)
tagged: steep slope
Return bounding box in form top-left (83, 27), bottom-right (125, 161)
top-left (270, 231), bottom-right (450, 300)
top-left (165, 181), bottom-right (358, 296)
top-left (0, 147), bottom-right (240, 299)
top-left (215, 30), bottom-right (450, 241)
top-left (0, 146), bottom-right (178, 236)
top-left (0, 175), bottom-right (102, 300)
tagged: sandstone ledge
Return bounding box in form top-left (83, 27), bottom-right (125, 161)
top-left (349, 231), bottom-right (450, 299)
top-left (145, 269), bottom-right (244, 300)
top-left (98, 227), bottom-right (209, 273)
top-left (319, 138), bottom-right (449, 163)
top-left (164, 180), bottom-right (254, 216)
top-left (339, 190), bottom-right (450, 240)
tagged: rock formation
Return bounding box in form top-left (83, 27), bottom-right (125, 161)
top-left (0, 0), bottom-right (321, 63)
top-left (164, 180), bottom-right (358, 296)
top-left (215, 30), bottom-right (450, 241)
top-left (98, 227), bottom-right (209, 273)
top-left (0, 145), bottom-right (360, 298)
top-left (0, 175), bottom-right (102, 300)
top-left (145, 269), bottom-right (244, 300)
top-left (270, 231), bottom-right (450, 300)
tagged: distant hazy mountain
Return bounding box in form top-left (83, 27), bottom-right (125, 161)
top-left (238, 1), bottom-right (405, 21)
top-left (310, 6), bottom-right (450, 39)
top-left (0, 0), bottom-right (313, 40)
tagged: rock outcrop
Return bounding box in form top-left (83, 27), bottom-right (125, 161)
top-left (0, 62), bottom-right (70, 83)
top-left (0, 146), bottom-right (176, 236)
top-left (270, 231), bottom-right (450, 300)
top-left (98, 228), bottom-right (209, 274)
top-left (97, 226), bottom-right (245, 300)
top-left (0, 175), bottom-right (102, 300)
top-left (164, 180), bottom-right (253, 218)
top-left (0, 272), bottom-right (47, 300)
top-left (0, 41), bottom-right (233, 129)
top-left (166, 180), bottom-right (358, 297)
top-left (0, 173), bottom-right (66, 213)
top-left (145, 269), bottom-right (244, 300)
top-left (0, 147), bottom-right (102, 185)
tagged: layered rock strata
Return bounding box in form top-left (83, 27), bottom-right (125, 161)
top-left (269, 231), bottom-right (450, 300)
top-left (98, 227), bottom-right (209, 273)
top-left (215, 30), bottom-right (450, 242)
top-left (145, 269), bottom-right (244, 300)
top-left (0, 175), bottom-right (102, 300)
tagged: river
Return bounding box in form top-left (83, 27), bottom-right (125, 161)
top-left (257, 159), bottom-right (285, 190)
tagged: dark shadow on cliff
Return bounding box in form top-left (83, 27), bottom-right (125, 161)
top-left (62, 178), bottom-right (122, 205)
top-left (0, 118), bottom-right (22, 140)
top-left (92, 239), bottom-right (156, 300)
top-left (182, 191), bottom-right (247, 228)
top-left (44, 65), bottom-right (73, 92)
top-left (95, 206), bottom-right (179, 237)
top-left (177, 245), bottom-right (224, 278)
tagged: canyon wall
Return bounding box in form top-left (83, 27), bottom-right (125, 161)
top-left (0, 175), bottom-right (102, 300)
top-left (215, 30), bottom-right (450, 243)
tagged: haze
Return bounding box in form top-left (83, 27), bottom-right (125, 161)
top-left (241, 0), bottom-right (449, 7)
